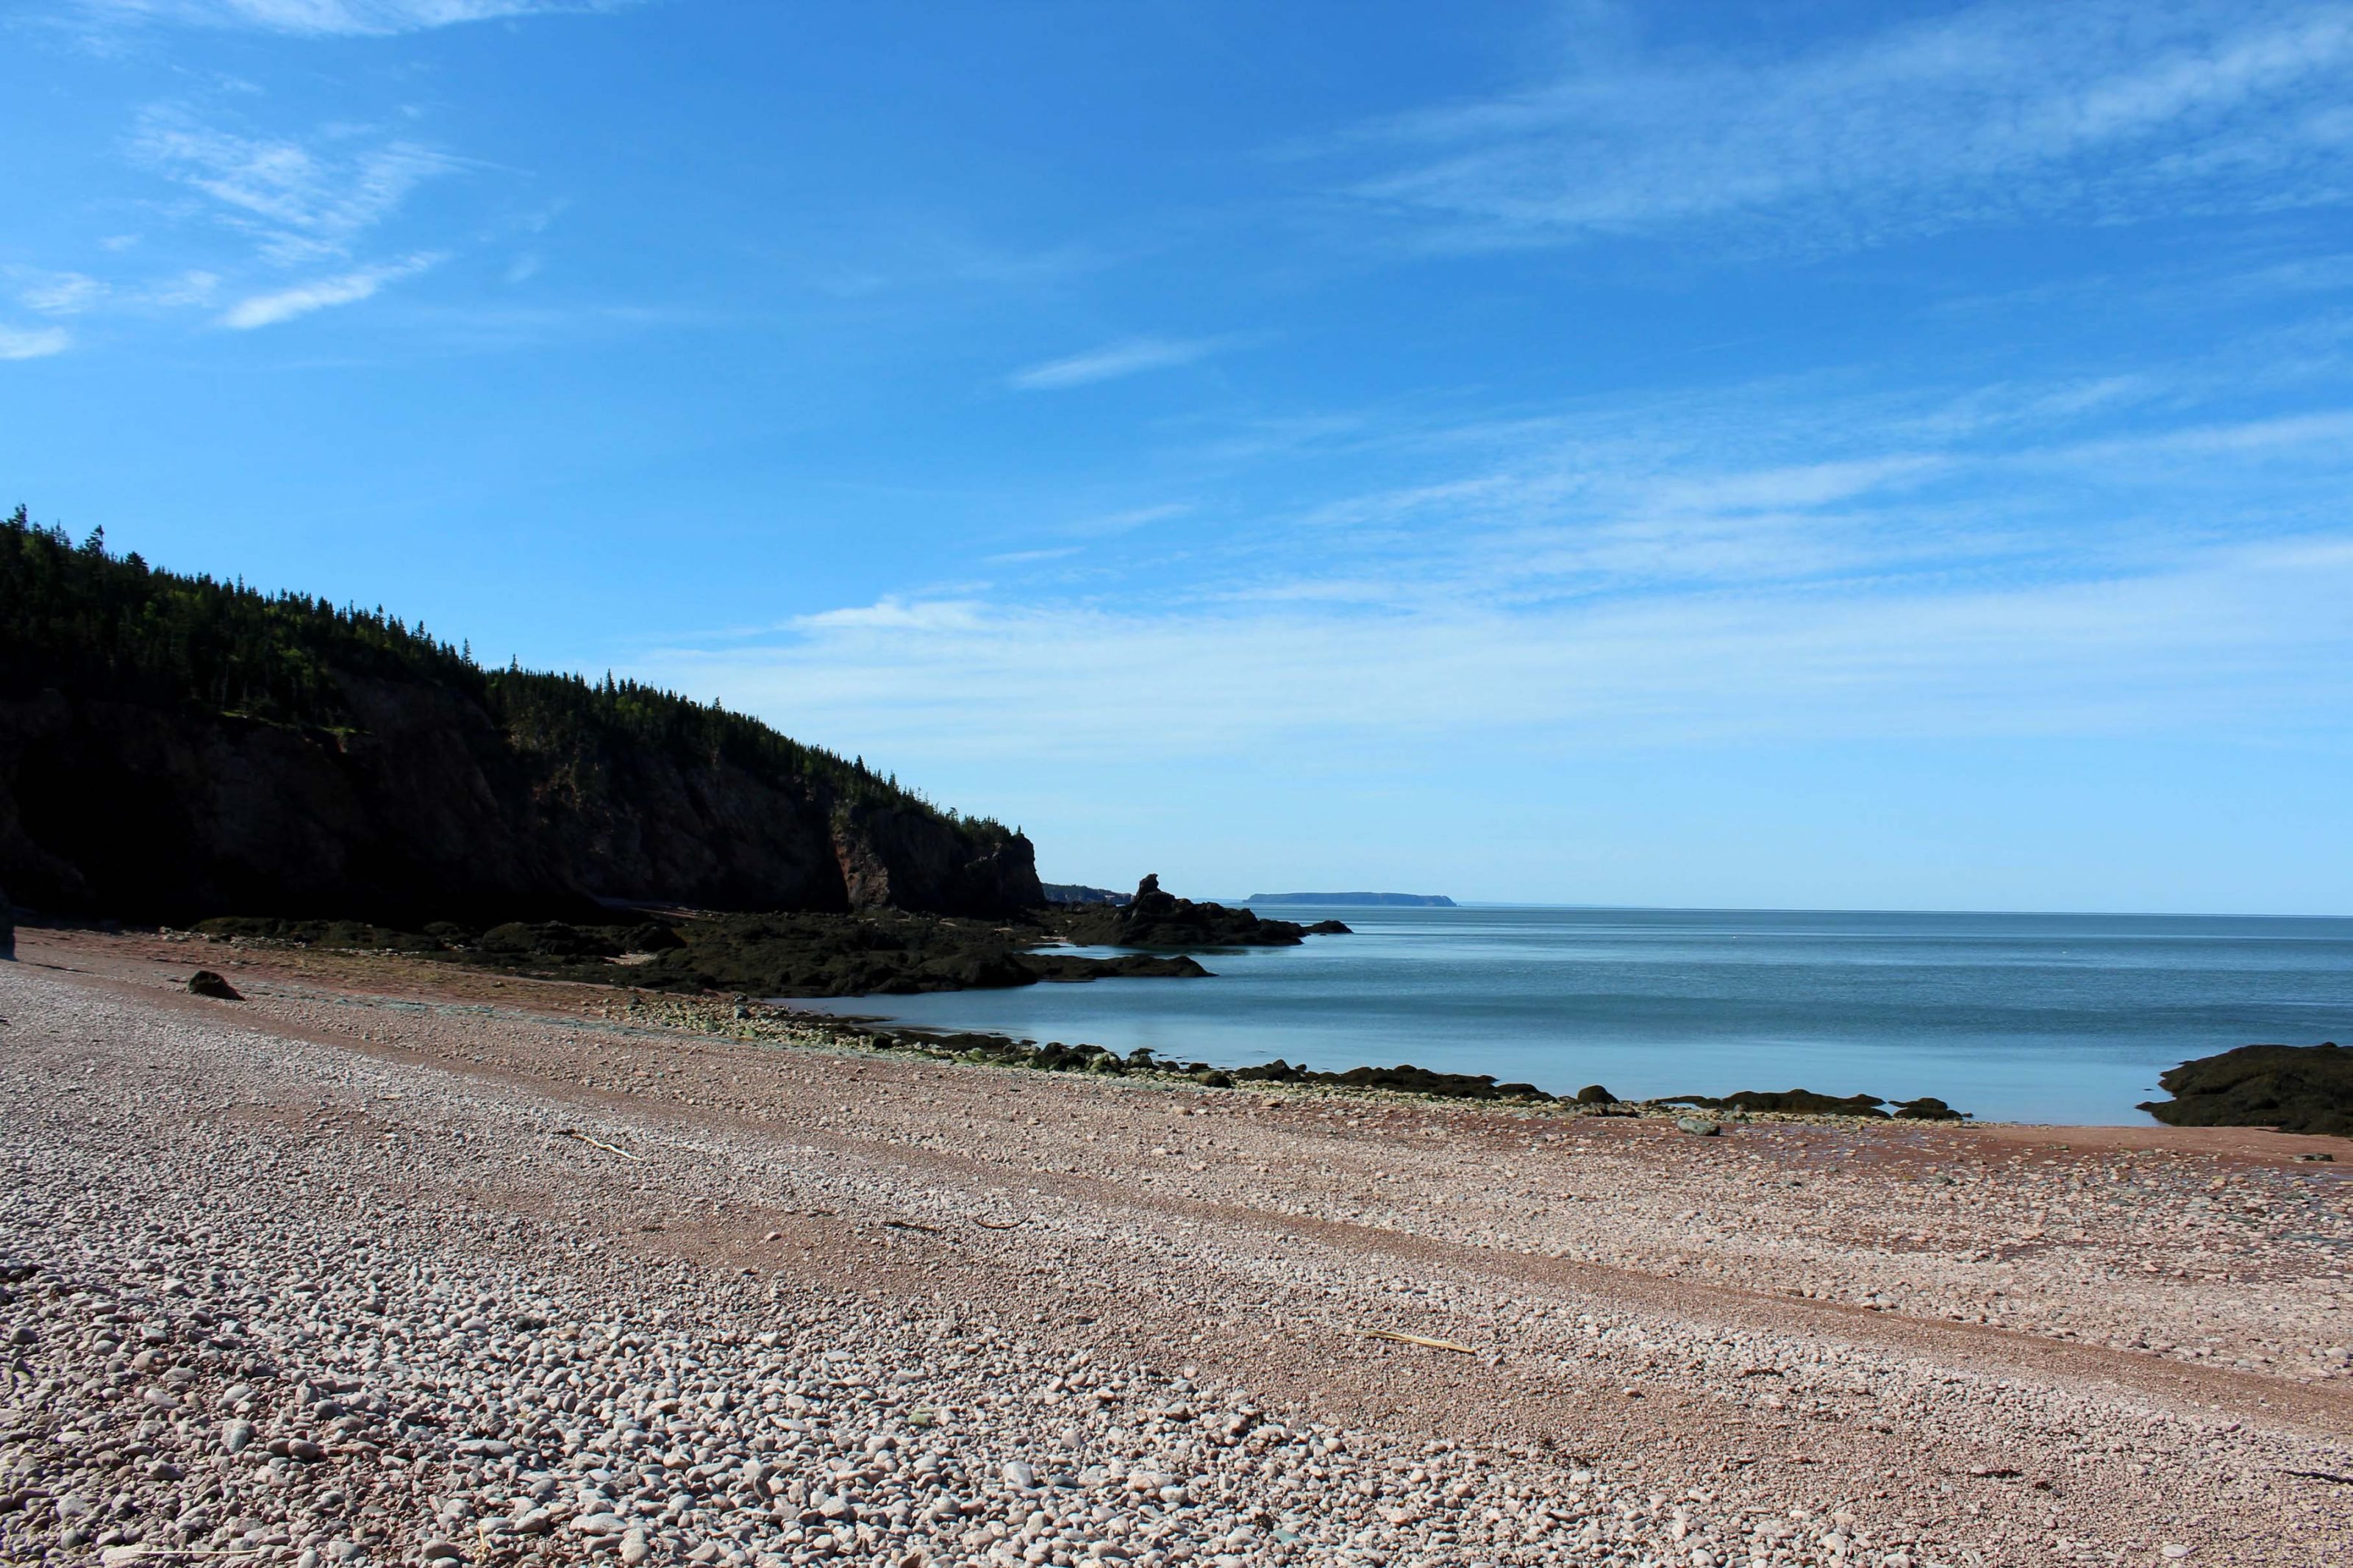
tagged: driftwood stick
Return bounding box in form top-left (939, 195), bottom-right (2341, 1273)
top-left (557, 1128), bottom-right (643, 1161)
top-left (1357, 1327), bottom-right (1477, 1355)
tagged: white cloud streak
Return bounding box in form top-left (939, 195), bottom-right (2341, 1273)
top-left (1008, 336), bottom-right (1224, 390)
top-left (628, 365), bottom-right (2353, 765)
top-left (217, 251), bottom-right (438, 327)
top-left (18, 273), bottom-right (109, 315)
top-left (0, 326), bottom-right (74, 359)
top-left (1341, 0), bottom-right (2353, 251)
top-left (81, 0), bottom-right (612, 35)
top-left (132, 108), bottom-right (459, 266)
top-left (643, 537), bottom-right (2353, 764)
top-left (1063, 502), bottom-right (1190, 537)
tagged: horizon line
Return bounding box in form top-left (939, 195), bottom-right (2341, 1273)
top-left (1187, 896), bottom-right (2353, 921)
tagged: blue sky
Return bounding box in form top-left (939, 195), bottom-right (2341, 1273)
top-left (7, 0), bottom-right (2353, 913)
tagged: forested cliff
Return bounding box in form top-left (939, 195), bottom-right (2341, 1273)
top-left (0, 509), bottom-right (1040, 923)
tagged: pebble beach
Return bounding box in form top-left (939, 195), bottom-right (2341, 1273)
top-left (2, 930), bottom-right (2349, 1568)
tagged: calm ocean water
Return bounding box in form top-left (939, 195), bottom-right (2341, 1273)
top-left (818, 906), bottom-right (2353, 1125)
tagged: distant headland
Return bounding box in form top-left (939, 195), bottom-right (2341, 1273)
top-left (1245, 892), bottom-right (1457, 907)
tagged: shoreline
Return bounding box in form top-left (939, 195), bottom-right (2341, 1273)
top-left (7, 927), bottom-right (2350, 1567)
top-left (63, 909), bottom-right (2348, 1129)
top-left (49, 923), bottom-right (2353, 1153)
top-left (774, 1001), bottom-right (2280, 1145)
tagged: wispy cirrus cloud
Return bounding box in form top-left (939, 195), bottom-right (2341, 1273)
top-left (16, 272), bottom-right (110, 315)
top-left (1007, 336), bottom-right (1227, 390)
top-left (630, 351), bottom-right (2353, 764)
top-left (218, 251), bottom-right (440, 327)
top-left (637, 535), bottom-right (2353, 763)
top-left (38, 0), bottom-right (602, 343)
top-left (0, 326), bottom-right (74, 360)
top-left (6, 265), bottom-right (224, 332)
top-left (1335, 0), bottom-right (2353, 253)
top-left (131, 106), bottom-right (460, 266)
top-left (77, 0), bottom-right (619, 35)
top-left (1063, 501), bottom-right (1190, 537)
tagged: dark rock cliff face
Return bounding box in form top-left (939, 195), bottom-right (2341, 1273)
top-left (0, 509), bottom-right (1040, 926)
top-left (0, 682), bottom-right (1040, 926)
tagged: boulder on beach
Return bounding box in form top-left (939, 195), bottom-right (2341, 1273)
top-left (186, 970), bottom-right (242, 1000)
top-left (2139, 1042), bottom-right (2352, 1137)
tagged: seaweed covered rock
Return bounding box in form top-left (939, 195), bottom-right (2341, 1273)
top-left (669, 912), bottom-right (1215, 997)
top-left (1332, 1064), bottom-right (1551, 1100)
top-left (189, 908), bottom-right (1215, 998)
top-left (1023, 951), bottom-right (1213, 982)
top-left (1059, 876), bottom-right (1313, 948)
top-left (199, 915), bottom-right (451, 953)
top-left (1227, 1056), bottom-right (1553, 1103)
top-left (481, 920), bottom-right (615, 958)
top-left (913, 951), bottom-right (1038, 990)
top-left (1670, 1089), bottom-right (1894, 1118)
top-left (2139, 1042), bottom-right (2352, 1137)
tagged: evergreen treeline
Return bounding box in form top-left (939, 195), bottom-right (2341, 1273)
top-left (0, 505), bottom-right (1001, 834)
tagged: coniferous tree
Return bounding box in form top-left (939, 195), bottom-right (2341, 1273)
top-left (0, 506), bottom-right (1010, 837)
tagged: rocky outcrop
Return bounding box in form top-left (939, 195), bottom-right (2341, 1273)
top-left (200, 909), bottom-right (1205, 998)
top-left (2140, 1042), bottom-right (2351, 1137)
top-left (0, 683), bottom-right (1039, 925)
top-left (1057, 875), bottom-right (1318, 948)
top-left (1224, 1057), bottom-right (1552, 1101)
top-left (1662, 1089), bottom-right (1969, 1121)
